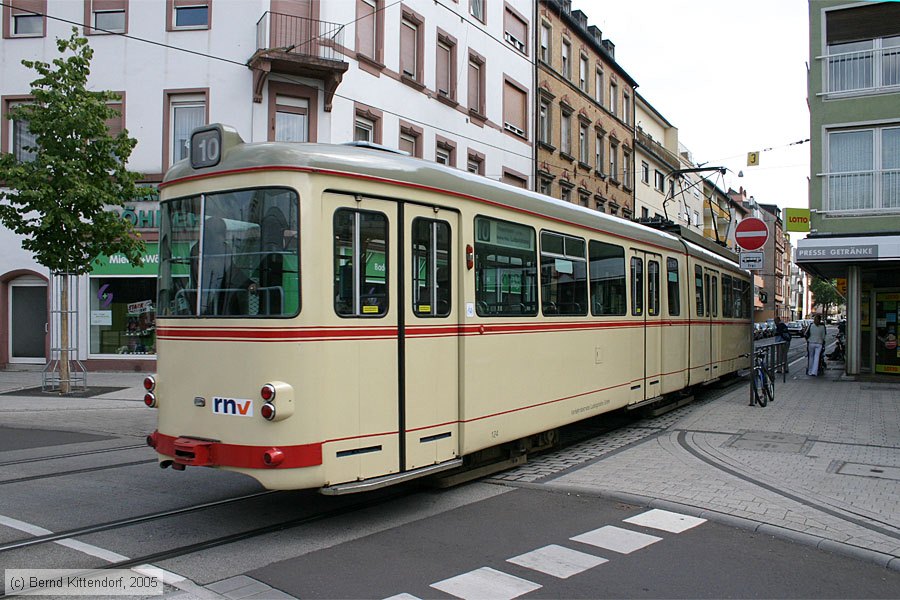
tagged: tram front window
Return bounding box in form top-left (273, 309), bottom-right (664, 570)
top-left (158, 188), bottom-right (300, 317)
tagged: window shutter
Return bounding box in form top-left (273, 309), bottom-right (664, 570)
top-left (400, 19), bottom-right (416, 77)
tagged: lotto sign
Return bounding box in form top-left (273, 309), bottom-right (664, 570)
top-left (734, 217), bottom-right (769, 251)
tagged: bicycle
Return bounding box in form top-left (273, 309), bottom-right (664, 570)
top-left (748, 348), bottom-right (774, 407)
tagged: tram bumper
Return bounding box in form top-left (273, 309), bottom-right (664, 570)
top-left (147, 431), bottom-right (323, 470)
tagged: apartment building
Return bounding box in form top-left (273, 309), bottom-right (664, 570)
top-left (796, 0), bottom-right (900, 376)
top-left (534, 0), bottom-right (637, 217)
top-left (634, 93), bottom-right (680, 222)
top-left (0, 0), bottom-right (533, 370)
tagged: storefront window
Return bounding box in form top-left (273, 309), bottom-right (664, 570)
top-left (90, 277), bottom-right (157, 355)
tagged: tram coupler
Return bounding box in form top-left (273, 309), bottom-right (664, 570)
top-left (172, 437), bottom-right (214, 467)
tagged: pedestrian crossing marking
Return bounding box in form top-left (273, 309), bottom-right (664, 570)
top-left (382, 594), bottom-right (421, 600)
top-left (507, 544), bottom-right (608, 579)
top-left (571, 525), bottom-right (662, 554)
top-left (430, 567), bottom-right (541, 600)
top-left (624, 509), bottom-right (707, 533)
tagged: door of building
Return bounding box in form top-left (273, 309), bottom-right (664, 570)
top-left (9, 278), bottom-right (47, 363)
top-left (872, 290), bottom-right (900, 375)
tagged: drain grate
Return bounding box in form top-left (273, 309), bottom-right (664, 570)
top-left (836, 462), bottom-right (900, 481)
top-left (724, 431), bottom-right (811, 454)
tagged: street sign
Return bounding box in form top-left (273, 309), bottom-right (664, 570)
top-left (735, 217), bottom-right (769, 251)
top-left (740, 251), bottom-right (764, 270)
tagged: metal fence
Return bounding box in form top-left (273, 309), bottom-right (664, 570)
top-left (255, 11), bottom-right (345, 61)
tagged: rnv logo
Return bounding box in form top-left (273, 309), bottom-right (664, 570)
top-left (212, 397), bottom-right (253, 417)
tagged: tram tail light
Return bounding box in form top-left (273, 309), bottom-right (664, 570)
top-left (143, 375), bottom-right (156, 392)
top-left (466, 244), bottom-right (474, 270)
top-left (258, 381), bottom-right (294, 422)
top-left (144, 393), bottom-right (157, 408)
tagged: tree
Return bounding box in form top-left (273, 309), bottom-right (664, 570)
top-left (810, 277), bottom-right (842, 317)
top-left (0, 29), bottom-right (146, 393)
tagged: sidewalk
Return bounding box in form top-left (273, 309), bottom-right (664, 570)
top-left (498, 359), bottom-right (900, 571)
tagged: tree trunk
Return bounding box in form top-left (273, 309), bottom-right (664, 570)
top-left (60, 275), bottom-right (70, 395)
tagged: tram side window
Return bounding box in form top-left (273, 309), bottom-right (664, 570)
top-left (722, 274), bottom-right (733, 318)
top-left (711, 275), bottom-right (718, 317)
top-left (474, 217), bottom-right (538, 316)
top-left (742, 279), bottom-right (752, 319)
top-left (666, 257), bottom-right (680, 316)
top-left (631, 257), bottom-right (643, 316)
top-left (589, 240), bottom-right (626, 316)
top-left (412, 218), bottom-right (451, 317)
top-left (334, 209), bottom-right (389, 317)
top-left (694, 265), bottom-right (704, 317)
top-left (733, 277), bottom-right (743, 319)
top-left (540, 231), bottom-right (587, 316)
top-left (648, 260), bottom-right (660, 316)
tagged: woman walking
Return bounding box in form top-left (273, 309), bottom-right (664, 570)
top-left (805, 314), bottom-right (827, 376)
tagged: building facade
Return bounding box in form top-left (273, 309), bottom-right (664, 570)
top-left (534, 0), bottom-right (637, 217)
top-left (634, 93), bottom-right (680, 223)
top-left (1, 0), bottom-right (534, 370)
top-left (797, 0), bottom-right (900, 376)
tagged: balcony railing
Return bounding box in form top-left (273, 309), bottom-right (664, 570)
top-left (824, 169), bottom-right (900, 212)
top-left (822, 45), bottom-right (900, 95)
top-left (256, 11), bottom-right (345, 62)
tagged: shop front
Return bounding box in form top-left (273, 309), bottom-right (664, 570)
top-left (86, 243), bottom-right (158, 370)
top-left (796, 235), bottom-right (900, 377)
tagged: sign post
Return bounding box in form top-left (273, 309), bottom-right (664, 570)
top-left (735, 217), bottom-right (769, 252)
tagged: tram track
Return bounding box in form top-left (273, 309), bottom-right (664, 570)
top-left (0, 458), bottom-right (156, 486)
top-left (0, 490), bottom-right (276, 553)
top-left (0, 443), bottom-right (147, 468)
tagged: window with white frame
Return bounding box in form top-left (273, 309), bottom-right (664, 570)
top-left (595, 69), bottom-right (604, 105)
top-left (469, 0), bottom-right (484, 23)
top-left (540, 21), bottom-right (550, 62)
top-left (609, 138), bottom-right (619, 181)
top-left (609, 80), bottom-right (618, 117)
top-left (622, 148), bottom-right (631, 187)
top-left (6, 1), bottom-right (45, 37)
top-left (827, 126), bottom-right (900, 211)
top-left (641, 161), bottom-right (649, 184)
top-left (560, 110), bottom-right (572, 156)
top-left (655, 169), bottom-right (665, 192)
top-left (169, 94), bottom-right (205, 166)
top-left (503, 6), bottom-right (527, 55)
top-left (579, 121), bottom-right (589, 164)
top-left (623, 92), bottom-right (630, 124)
top-left (170, 0), bottom-right (209, 29)
top-left (502, 78), bottom-right (527, 138)
top-left (539, 99), bottom-right (550, 144)
top-left (354, 116), bottom-right (375, 142)
top-left (356, 0), bottom-right (378, 61)
top-left (579, 55), bottom-right (588, 92)
top-left (562, 40), bottom-right (571, 80)
top-left (92, 0), bottom-right (127, 33)
top-left (826, 35), bottom-right (900, 94)
top-left (6, 101), bottom-right (37, 162)
top-left (595, 130), bottom-right (604, 173)
top-left (274, 95), bottom-right (308, 142)
top-left (400, 17), bottom-right (420, 80)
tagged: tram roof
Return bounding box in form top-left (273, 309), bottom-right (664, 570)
top-left (163, 125), bottom-right (741, 272)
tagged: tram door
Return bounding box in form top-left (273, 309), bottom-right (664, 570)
top-left (691, 263), bottom-right (711, 384)
top-left (631, 250), bottom-right (663, 403)
top-left (707, 269), bottom-right (721, 379)
top-left (402, 205), bottom-right (460, 470)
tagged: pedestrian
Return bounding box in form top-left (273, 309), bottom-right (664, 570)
top-left (774, 316), bottom-right (791, 373)
top-left (805, 314), bottom-right (827, 376)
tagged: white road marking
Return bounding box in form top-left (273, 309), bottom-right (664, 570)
top-left (382, 594), bottom-right (422, 600)
top-left (507, 544), bottom-right (608, 578)
top-left (431, 567), bottom-right (541, 600)
top-left (623, 509), bottom-right (707, 533)
top-left (571, 525), bottom-right (662, 554)
top-left (0, 513), bottom-right (186, 586)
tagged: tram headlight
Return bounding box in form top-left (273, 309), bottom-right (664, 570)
top-left (258, 381), bottom-right (294, 422)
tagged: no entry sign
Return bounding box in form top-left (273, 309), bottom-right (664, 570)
top-left (735, 217), bottom-right (769, 251)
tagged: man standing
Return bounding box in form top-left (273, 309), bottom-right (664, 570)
top-left (805, 314), bottom-right (827, 376)
top-left (774, 316), bottom-right (791, 373)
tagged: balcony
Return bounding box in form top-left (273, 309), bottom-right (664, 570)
top-left (249, 12), bottom-right (349, 110)
top-left (820, 44), bottom-right (900, 96)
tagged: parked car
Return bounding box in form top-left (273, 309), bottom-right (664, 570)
top-left (786, 321), bottom-right (804, 337)
top-left (753, 322), bottom-right (767, 340)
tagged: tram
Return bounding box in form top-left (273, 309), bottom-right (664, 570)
top-left (145, 123), bottom-right (752, 492)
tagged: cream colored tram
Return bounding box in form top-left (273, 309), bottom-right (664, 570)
top-left (146, 124), bottom-right (751, 491)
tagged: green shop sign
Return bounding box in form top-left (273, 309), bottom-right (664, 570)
top-left (93, 243), bottom-right (159, 276)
